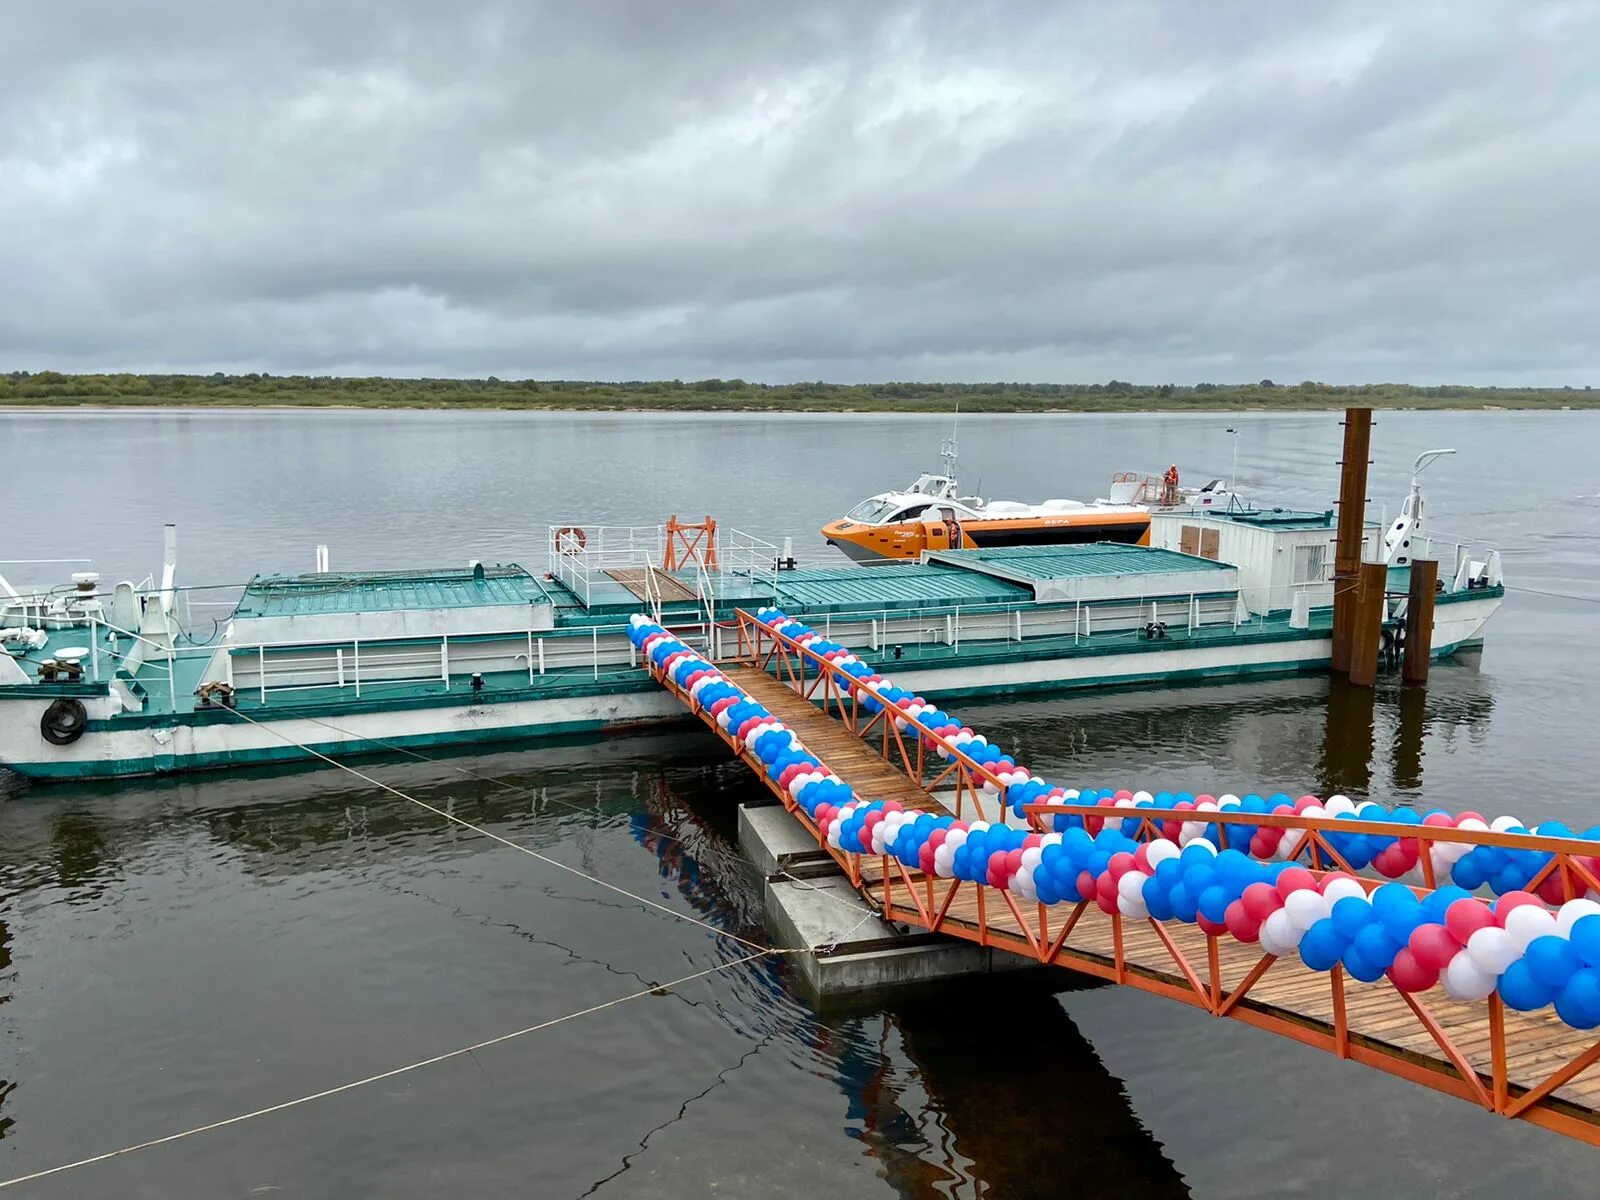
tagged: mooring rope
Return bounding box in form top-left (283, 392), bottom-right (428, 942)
top-left (0, 711), bottom-right (890, 1191)
top-left (216, 705), bottom-right (774, 953)
top-left (0, 951), bottom-right (779, 1192)
top-left (289, 710), bottom-right (884, 926)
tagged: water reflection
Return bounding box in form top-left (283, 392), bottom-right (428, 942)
top-left (0, 665), bottom-right (1497, 1195)
top-left (960, 667), bottom-right (1495, 805)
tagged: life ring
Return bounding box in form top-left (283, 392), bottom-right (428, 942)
top-left (555, 527), bottom-right (587, 555)
top-left (40, 698), bottom-right (88, 746)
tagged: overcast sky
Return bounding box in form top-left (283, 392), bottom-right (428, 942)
top-left (5, 1), bottom-right (1597, 385)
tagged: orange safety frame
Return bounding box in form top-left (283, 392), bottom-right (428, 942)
top-left (642, 607), bottom-right (1600, 1146)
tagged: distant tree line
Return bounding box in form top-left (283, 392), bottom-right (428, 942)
top-left (1, 370), bottom-right (1594, 411)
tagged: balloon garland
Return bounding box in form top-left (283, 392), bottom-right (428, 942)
top-left (733, 608), bottom-right (1600, 1029)
top-left (752, 607), bottom-right (1600, 902)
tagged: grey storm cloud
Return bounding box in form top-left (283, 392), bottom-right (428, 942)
top-left (3, 0), bottom-right (1598, 384)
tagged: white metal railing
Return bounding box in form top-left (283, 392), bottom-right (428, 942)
top-left (719, 529), bottom-right (781, 594)
top-left (87, 615), bottom-right (178, 711)
top-left (547, 525), bottom-right (665, 607)
top-left (235, 619), bottom-right (650, 703)
top-left (545, 523), bottom-right (781, 608)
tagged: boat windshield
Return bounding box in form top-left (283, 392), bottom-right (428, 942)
top-left (845, 497), bottom-right (900, 524)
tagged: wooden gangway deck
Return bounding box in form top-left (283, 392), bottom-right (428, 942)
top-left (645, 622), bottom-right (1600, 1147)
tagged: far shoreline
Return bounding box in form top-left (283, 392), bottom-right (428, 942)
top-left (0, 400), bottom-right (1589, 416)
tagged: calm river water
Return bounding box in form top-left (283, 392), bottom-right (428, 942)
top-left (2, 408), bottom-right (1599, 1197)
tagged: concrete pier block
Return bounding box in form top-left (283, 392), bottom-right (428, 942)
top-left (737, 803), bottom-right (823, 876)
top-left (737, 804), bottom-right (1041, 1000)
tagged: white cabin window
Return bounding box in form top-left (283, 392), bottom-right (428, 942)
top-left (1292, 543), bottom-right (1328, 584)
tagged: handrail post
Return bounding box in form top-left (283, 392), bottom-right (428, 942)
top-left (593, 627), bottom-right (599, 679)
top-left (441, 633), bottom-right (450, 688)
top-left (353, 639), bottom-right (361, 697)
top-left (90, 615), bottom-right (100, 681)
top-left (259, 644), bottom-right (267, 702)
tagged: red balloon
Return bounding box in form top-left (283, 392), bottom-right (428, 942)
top-left (1249, 833), bottom-right (1272, 859)
top-left (1005, 848), bottom-right (1024, 873)
top-left (1114, 789), bottom-right (1134, 801)
top-left (1224, 900), bottom-right (1262, 943)
top-left (1387, 948), bottom-right (1440, 993)
top-left (1196, 913), bottom-right (1229, 937)
top-left (1242, 882), bottom-right (1284, 922)
top-left (1408, 923), bottom-right (1461, 972)
top-left (928, 828), bottom-right (947, 849)
top-left (1076, 870), bottom-right (1097, 901)
top-left (1096, 892), bottom-right (1119, 915)
top-left (1537, 873), bottom-right (1566, 904)
top-left (1422, 812), bottom-right (1454, 828)
top-left (1494, 891), bottom-right (1540, 922)
top-left (1276, 867), bottom-right (1317, 900)
top-left (919, 845), bottom-right (936, 873)
top-left (1108, 852), bottom-right (1136, 879)
top-left (1096, 872), bottom-right (1118, 903)
top-left (1133, 844), bottom-right (1153, 872)
top-left (1444, 898), bottom-right (1496, 943)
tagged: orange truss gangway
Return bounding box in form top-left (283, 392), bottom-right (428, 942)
top-left (639, 607), bottom-right (1600, 1147)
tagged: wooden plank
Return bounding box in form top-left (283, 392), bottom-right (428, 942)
top-left (661, 657), bottom-right (1600, 1138)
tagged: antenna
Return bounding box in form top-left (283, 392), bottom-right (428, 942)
top-left (1225, 425), bottom-right (1240, 492)
top-left (940, 400), bottom-right (960, 490)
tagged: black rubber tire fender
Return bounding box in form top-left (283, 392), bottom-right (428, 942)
top-left (40, 698), bottom-right (88, 746)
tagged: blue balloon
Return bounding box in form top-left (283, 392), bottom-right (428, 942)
top-left (1352, 923), bottom-right (1401, 970)
top-left (1169, 884), bottom-right (1198, 924)
top-left (1525, 936), bottom-right (1583, 989)
top-left (1499, 959), bottom-right (1556, 1012)
top-left (1198, 885), bottom-right (1230, 924)
top-left (1342, 945), bottom-right (1386, 984)
top-left (1332, 896), bottom-right (1374, 939)
top-left (1572, 914), bottom-right (1600, 968)
top-left (1555, 968), bottom-right (1600, 1030)
top-left (1300, 919), bottom-right (1347, 972)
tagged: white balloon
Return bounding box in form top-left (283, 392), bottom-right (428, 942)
top-left (1260, 908), bottom-right (1302, 954)
top-left (1118, 893), bottom-right (1149, 919)
top-left (1324, 795), bottom-right (1356, 817)
top-left (1466, 926), bottom-right (1521, 974)
top-left (1284, 889), bottom-right (1330, 931)
top-left (1146, 840), bottom-right (1181, 867)
top-left (1322, 878), bottom-right (1368, 906)
top-left (1188, 837), bottom-right (1219, 857)
top-left (1502, 904), bottom-right (1558, 950)
top-left (1442, 951), bottom-right (1498, 1001)
top-left (1198, 800), bottom-right (1220, 813)
top-left (1489, 815), bottom-right (1524, 834)
top-left (1456, 817), bottom-right (1489, 833)
top-left (1021, 846), bottom-right (1044, 872)
top-left (1133, 790), bottom-right (1154, 804)
top-left (1556, 898), bottom-right (1600, 938)
top-left (946, 829), bottom-right (968, 849)
top-left (1117, 871), bottom-right (1148, 901)
top-left (1216, 794), bottom-right (1239, 807)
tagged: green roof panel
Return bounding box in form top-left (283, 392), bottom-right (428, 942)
top-left (235, 565), bottom-right (551, 618)
top-left (773, 564), bottom-right (1032, 613)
